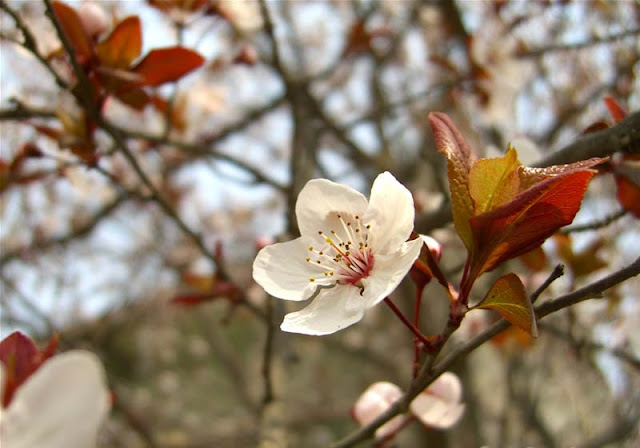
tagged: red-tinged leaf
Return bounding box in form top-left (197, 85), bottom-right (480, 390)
top-left (0, 332), bottom-right (59, 407)
top-left (469, 146), bottom-right (521, 214)
top-left (582, 120), bottom-right (610, 134)
top-left (429, 112), bottom-right (477, 250)
top-left (172, 282), bottom-right (239, 306)
top-left (604, 96), bottom-right (627, 123)
top-left (32, 124), bottom-right (63, 141)
top-left (172, 293), bottom-right (216, 306)
top-left (491, 325), bottom-right (534, 350)
top-left (51, 1), bottom-right (93, 63)
top-left (131, 47), bottom-right (205, 87)
top-left (477, 273), bottom-right (537, 337)
top-left (554, 234), bottom-right (607, 278)
top-left (517, 157), bottom-right (606, 192)
top-left (182, 272), bottom-right (216, 292)
top-left (115, 87), bottom-right (151, 110)
top-left (469, 169), bottom-right (596, 279)
top-left (96, 16), bottom-right (142, 69)
top-left (519, 246), bottom-right (547, 272)
top-left (615, 173), bottom-right (640, 218)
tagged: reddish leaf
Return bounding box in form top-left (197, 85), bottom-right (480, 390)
top-left (477, 273), bottom-right (537, 337)
top-left (0, 332), bottom-right (59, 407)
top-left (582, 120), bottom-right (610, 134)
top-left (519, 246), bottom-right (548, 272)
top-left (604, 96), bottom-right (627, 123)
top-left (554, 234), bottom-right (607, 278)
top-left (491, 326), bottom-right (534, 350)
top-left (428, 112), bottom-right (477, 250)
top-left (96, 16), bottom-right (142, 69)
top-left (51, 1), bottom-right (93, 64)
top-left (615, 173), bottom-right (640, 218)
top-left (469, 169), bottom-right (596, 279)
top-left (172, 279), bottom-right (239, 307)
top-left (131, 47), bottom-right (205, 87)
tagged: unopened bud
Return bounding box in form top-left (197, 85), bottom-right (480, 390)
top-left (352, 382), bottom-right (408, 439)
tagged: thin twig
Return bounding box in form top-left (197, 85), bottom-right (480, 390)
top-left (561, 209), bottom-right (627, 234)
top-left (518, 28), bottom-right (640, 58)
top-left (331, 257), bottom-right (640, 447)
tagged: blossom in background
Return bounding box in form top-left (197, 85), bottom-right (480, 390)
top-left (409, 372), bottom-right (465, 430)
top-left (0, 332), bottom-right (110, 448)
top-left (353, 372), bottom-right (465, 439)
top-left (253, 172), bottom-right (423, 335)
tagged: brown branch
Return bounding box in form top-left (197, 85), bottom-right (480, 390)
top-left (539, 322), bottom-right (640, 373)
top-left (561, 209), bottom-right (627, 234)
top-left (331, 257), bottom-right (640, 447)
top-left (0, 193), bottom-right (128, 268)
top-left (416, 111), bottom-right (640, 234)
top-left (0, 0), bottom-right (68, 89)
top-left (534, 110), bottom-right (640, 167)
top-left (518, 28), bottom-right (640, 58)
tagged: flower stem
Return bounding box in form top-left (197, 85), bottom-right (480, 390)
top-left (384, 297), bottom-right (433, 347)
top-left (413, 285), bottom-right (425, 378)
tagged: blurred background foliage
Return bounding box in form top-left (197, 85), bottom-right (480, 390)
top-left (0, 0), bottom-right (639, 446)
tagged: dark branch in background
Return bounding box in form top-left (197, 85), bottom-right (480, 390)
top-left (0, 193), bottom-right (128, 268)
top-left (332, 256), bottom-right (640, 447)
top-left (0, 0), bottom-right (68, 89)
top-left (534, 111), bottom-right (640, 167)
top-left (561, 209), bottom-right (627, 234)
top-left (518, 28), bottom-right (640, 58)
top-left (576, 414), bottom-right (640, 448)
top-left (539, 322), bottom-right (640, 373)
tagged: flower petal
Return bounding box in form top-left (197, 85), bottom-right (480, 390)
top-left (296, 178), bottom-right (368, 238)
top-left (364, 172), bottom-right (415, 253)
top-left (352, 382), bottom-right (407, 439)
top-left (410, 394), bottom-right (465, 429)
top-left (425, 371), bottom-right (463, 403)
top-left (361, 238), bottom-right (422, 308)
top-left (1, 351), bottom-right (110, 448)
top-left (253, 237), bottom-right (318, 301)
top-left (410, 372), bottom-right (465, 430)
top-left (280, 285), bottom-right (366, 335)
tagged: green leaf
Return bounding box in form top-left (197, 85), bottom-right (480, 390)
top-left (477, 273), bottom-right (537, 338)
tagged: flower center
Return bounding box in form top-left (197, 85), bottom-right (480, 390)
top-left (306, 213), bottom-right (374, 288)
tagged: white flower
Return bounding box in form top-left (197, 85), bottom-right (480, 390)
top-left (351, 382), bottom-right (408, 439)
top-left (253, 172), bottom-right (422, 335)
top-left (0, 351), bottom-right (110, 448)
top-left (410, 372), bottom-right (465, 429)
top-left (353, 373), bottom-right (465, 439)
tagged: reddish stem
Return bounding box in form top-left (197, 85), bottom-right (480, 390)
top-left (384, 297), bottom-right (432, 347)
top-left (413, 285), bottom-right (425, 377)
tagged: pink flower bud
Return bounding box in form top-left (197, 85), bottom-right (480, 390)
top-left (409, 372), bottom-right (465, 429)
top-left (352, 382), bottom-right (408, 439)
top-left (420, 234), bottom-right (442, 261)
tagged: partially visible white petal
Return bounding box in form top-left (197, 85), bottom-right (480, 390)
top-left (296, 178), bottom-right (368, 238)
top-left (352, 382), bottom-right (407, 439)
top-left (409, 372), bottom-right (465, 430)
top-left (253, 237), bottom-right (318, 301)
top-left (425, 372), bottom-right (463, 404)
top-left (1, 351), bottom-right (110, 448)
top-left (364, 172), bottom-right (415, 253)
top-left (280, 285), bottom-right (366, 335)
top-left (361, 238), bottom-right (422, 308)
top-left (419, 234), bottom-right (442, 260)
